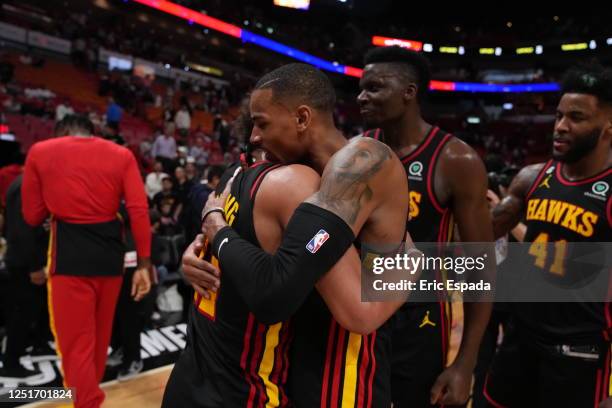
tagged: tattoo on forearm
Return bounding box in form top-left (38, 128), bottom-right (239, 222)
top-left (308, 139), bottom-right (392, 225)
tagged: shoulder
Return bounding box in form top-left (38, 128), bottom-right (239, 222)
top-left (257, 164), bottom-right (320, 204)
top-left (261, 164), bottom-right (320, 191)
top-left (29, 137), bottom-right (65, 154)
top-left (331, 136), bottom-right (396, 173)
top-left (440, 136), bottom-right (484, 168)
top-left (96, 138), bottom-right (134, 158)
top-left (512, 162), bottom-right (548, 191)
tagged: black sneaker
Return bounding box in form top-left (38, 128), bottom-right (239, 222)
top-left (0, 365), bottom-right (41, 379)
top-left (106, 348), bottom-right (124, 368)
top-left (117, 360), bottom-right (144, 382)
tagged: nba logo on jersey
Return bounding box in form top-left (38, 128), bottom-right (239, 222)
top-left (306, 229), bottom-right (330, 254)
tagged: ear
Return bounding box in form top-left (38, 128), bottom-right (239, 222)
top-left (403, 83), bottom-right (418, 103)
top-left (295, 105), bottom-right (312, 132)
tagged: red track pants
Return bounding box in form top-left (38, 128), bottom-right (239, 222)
top-left (48, 275), bottom-right (122, 408)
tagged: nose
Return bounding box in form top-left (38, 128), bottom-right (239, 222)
top-left (249, 128), bottom-right (261, 145)
top-left (555, 116), bottom-right (570, 134)
top-left (357, 90), bottom-right (368, 106)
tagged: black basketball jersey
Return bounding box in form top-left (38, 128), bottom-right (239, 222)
top-left (189, 161), bottom-right (293, 407)
top-left (516, 159), bottom-right (612, 343)
top-left (365, 127), bottom-right (454, 358)
top-left (288, 289), bottom-right (394, 408)
top-left (365, 126), bottom-right (454, 243)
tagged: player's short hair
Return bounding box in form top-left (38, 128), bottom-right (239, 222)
top-left (363, 46), bottom-right (431, 102)
top-left (54, 114), bottom-right (94, 137)
top-left (561, 63), bottom-right (612, 107)
top-left (254, 63), bottom-right (336, 112)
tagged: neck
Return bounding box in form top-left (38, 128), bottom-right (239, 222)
top-left (379, 111), bottom-right (430, 152)
top-left (305, 125), bottom-right (347, 174)
top-left (562, 148), bottom-right (612, 180)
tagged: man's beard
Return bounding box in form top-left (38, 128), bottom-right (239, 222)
top-left (553, 128), bottom-right (601, 163)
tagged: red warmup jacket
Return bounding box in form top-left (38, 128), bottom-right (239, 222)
top-left (22, 136), bottom-right (151, 275)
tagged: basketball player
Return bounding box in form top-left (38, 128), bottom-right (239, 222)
top-left (357, 46), bottom-right (494, 407)
top-left (165, 63), bottom-right (414, 407)
top-left (485, 64), bottom-right (612, 406)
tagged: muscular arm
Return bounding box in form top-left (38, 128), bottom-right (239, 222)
top-left (439, 140), bottom-right (495, 373)
top-left (310, 138), bottom-right (412, 333)
top-left (492, 163), bottom-right (543, 239)
top-left (207, 138), bottom-right (410, 330)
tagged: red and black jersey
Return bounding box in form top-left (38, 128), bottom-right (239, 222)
top-left (365, 126), bottom-right (454, 244)
top-left (190, 161), bottom-right (293, 407)
top-left (516, 160), bottom-right (612, 343)
top-left (288, 291), bottom-right (393, 408)
top-left (364, 127), bottom-right (454, 384)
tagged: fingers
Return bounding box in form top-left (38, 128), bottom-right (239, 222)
top-left (430, 377), bottom-right (446, 405)
top-left (131, 277), bottom-right (137, 298)
top-left (192, 283), bottom-right (211, 299)
top-left (183, 263), bottom-right (220, 291)
top-left (184, 252), bottom-right (220, 278)
top-left (132, 269), bottom-right (152, 301)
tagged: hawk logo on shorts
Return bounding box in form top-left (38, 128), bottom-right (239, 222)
top-left (306, 229), bottom-right (330, 254)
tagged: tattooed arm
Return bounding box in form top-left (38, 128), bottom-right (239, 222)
top-left (309, 137), bottom-right (415, 333)
top-left (492, 163), bottom-right (544, 239)
top-left (305, 137), bottom-right (393, 232)
top-left (195, 138), bottom-right (412, 330)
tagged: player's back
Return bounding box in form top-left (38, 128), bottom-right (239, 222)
top-left (183, 161), bottom-right (293, 407)
top-left (26, 136), bottom-right (134, 223)
top-left (289, 137), bottom-right (410, 407)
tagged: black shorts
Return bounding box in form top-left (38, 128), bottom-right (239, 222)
top-left (391, 302), bottom-right (451, 408)
top-left (484, 324), bottom-right (611, 408)
top-left (161, 319), bottom-right (222, 408)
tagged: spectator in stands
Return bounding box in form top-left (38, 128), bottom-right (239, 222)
top-left (145, 160), bottom-right (169, 199)
top-left (189, 136), bottom-right (208, 169)
top-left (56, 100), bottom-right (75, 122)
top-left (176, 145), bottom-right (189, 168)
top-left (184, 159), bottom-right (199, 183)
top-left (140, 136), bottom-right (153, 161)
top-left (185, 165), bottom-right (224, 243)
top-left (174, 165), bottom-right (193, 237)
top-left (153, 176), bottom-right (180, 219)
top-left (21, 115), bottom-right (151, 408)
top-left (0, 175), bottom-right (50, 378)
top-left (174, 166), bottom-right (192, 204)
top-left (214, 114), bottom-right (230, 153)
top-left (174, 104), bottom-right (191, 139)
top-left (151, 125), bottom-right (177, 172)
top-left (157, 202), bottom-right (182, 236)
top-left (106, 96), bottom-right (123, 131)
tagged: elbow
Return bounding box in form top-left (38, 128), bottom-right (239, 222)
top-left (335, 313), bottom-right (379, 335)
